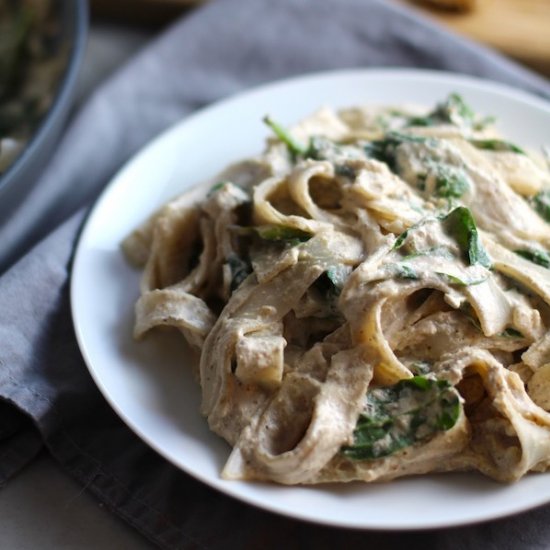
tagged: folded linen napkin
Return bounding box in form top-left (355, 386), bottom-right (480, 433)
top-left (1, 0), bottom-right (549, 548)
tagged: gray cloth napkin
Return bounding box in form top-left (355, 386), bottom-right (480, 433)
top-left (1, 0), bottom-right (550, 548)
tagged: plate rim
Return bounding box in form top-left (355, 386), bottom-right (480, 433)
top-left (71, 67), bottom-right (550, 531)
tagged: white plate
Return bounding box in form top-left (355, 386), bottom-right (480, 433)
top-left (71, 69), bottom-right (550, 530)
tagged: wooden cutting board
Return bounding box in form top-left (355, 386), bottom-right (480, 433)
top-left (396, 0), bottom-right (550, 75)
top-left (91, 0), bottom-right (550, 75)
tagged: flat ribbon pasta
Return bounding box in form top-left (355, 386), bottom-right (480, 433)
top-left (124, 95), bottom-right (550, 485)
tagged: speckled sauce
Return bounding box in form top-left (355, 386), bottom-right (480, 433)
top-left (123, 94), bottom-right (550, 485)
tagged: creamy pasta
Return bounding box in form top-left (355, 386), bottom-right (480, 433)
top-left (123, 94), bottom-right (550, 484)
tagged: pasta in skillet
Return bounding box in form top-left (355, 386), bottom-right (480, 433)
top-left (123, 94), bottom-right (550, 484)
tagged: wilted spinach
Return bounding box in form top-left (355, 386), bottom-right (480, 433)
top-left (469, 139), bottom-right (525, 155)
top-left (255, 225), bottom-right (312, 246)
top-left (442, 206), bottom-right (491, 268)
top-left (263, 116), bottom-right (307, 157)
top-left (432, 165), bottom-right (470, 199)
top-left (341, 376), bottom-right (461, 460)
top-left (532, 191), bottom-right (550, 223)
top-left (406, 93), bottom-right (492, 130)
top-left (227, 254), bottom-right (252, 291)
top-left (514, 248), bottom-right (550, 269)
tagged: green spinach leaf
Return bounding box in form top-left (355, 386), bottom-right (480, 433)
top-left (364, 131), bottom-right (427, 169)
top-left (393, 228), bottom-right (411, 250)
top-left (227, 254), bottom-right (252, 291)
top-left (207, 181), bottom-right (228, 196)
top-left (514, 248), bottom-right (550, 269)
top-left (393, 264), bottom-right (419, 280)
top-left (532, 190), bottom-right (550, 223)
top-left (405, 93), bottom-right (490, 130)
top-left (469, 139), bottom-right (525, 155)
top-left (442, 206), bottom-right (492, 268)
top-left (315, 264), bottom-right (351, 299)
top-left (499, 327), bottom-right (524, 338)
top-left (341, 376), bottom-right (461, 460)
top-left (256, 225), bottom-right (312, 245)
top-left (434, 93), bottom-right (476, 126)
top-left (263, 116), bottom-right (307, 157)
top-left (305, 135), bottom-right (340, 160)
top-left (326, 265), bottom-right (350, 289)
top-left (436, 272), bottom-right (487, 286)
top-left (433, 165), bottom-right (470, 199)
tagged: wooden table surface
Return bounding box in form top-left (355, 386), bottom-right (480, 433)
top-left (398, 0), bottom-right (550, 76)
top-left (91, 0), bottom-right (550, 76)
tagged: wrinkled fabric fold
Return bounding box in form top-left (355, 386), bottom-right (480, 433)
top-left (0, 0), bottom-right (549, 548)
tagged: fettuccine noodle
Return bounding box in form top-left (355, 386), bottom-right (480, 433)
top-left (123, 94), bottom-right (550, 484)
